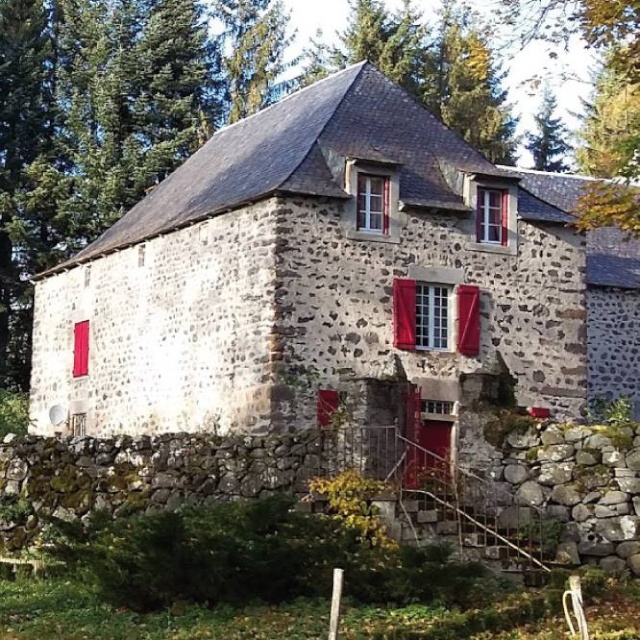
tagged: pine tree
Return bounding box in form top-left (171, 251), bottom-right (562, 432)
top-left (0, 0), bottom-right (52, 389)
top-left (216, 0), bottom-right (294, 123)
top-left (525, 86), bottom-right (572, 171)
top-left (303, 0), bottom-right (427, 96)
top-left (425, 6), bottom-right (518, 165)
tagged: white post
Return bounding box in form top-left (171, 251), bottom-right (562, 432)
top-left (328, 568), bottom-right (344, 640)
top-left (563, 575), bottom-right (590, 640)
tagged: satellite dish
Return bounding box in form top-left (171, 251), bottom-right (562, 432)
top-left (49, 405), bottom-right (67, 426)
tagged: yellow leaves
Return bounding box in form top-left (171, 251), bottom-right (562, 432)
top-left (308, 469), bottom-right (397, 550)
top-left (573, 180), bottom-right (640, 237)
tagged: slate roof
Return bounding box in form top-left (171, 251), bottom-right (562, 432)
top-left (499, 167), bottom-right (640, 290)
top-left (40, 61), bottom-right (564, 279)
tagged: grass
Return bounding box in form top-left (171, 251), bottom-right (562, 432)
top-left (0, 577), bottom-right (637, 639)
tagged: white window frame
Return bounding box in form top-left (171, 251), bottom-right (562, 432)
top-left (478, 187), bottom-right (504, 244)
top-left (357, 174), bottom-right (387, 233)
top-left (415, 283), bottom-right (452, 351)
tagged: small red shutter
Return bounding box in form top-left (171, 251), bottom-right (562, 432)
top-left (383, 178), bottom-right (390, 235)
top-left (476, 188), bottom-right (484, 242)
top-left (393, 278), bottom-right (416, 350)
top-left (73, 320), bottom-right (90, 377)
top-left (317, 389), bottom-right (340, 428)
top-left (501, 190), bottom-right (509, 246)
top-left (457, 285), bottom-right (481, 356)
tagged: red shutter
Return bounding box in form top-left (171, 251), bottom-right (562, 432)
top-left (317, 389), bottom-right (339, 428)
top-left (383, 178), bottom-right (390, 235)
top-left (73, 320), bottom-right (90, 377)
top-left (393, 278), bottom-right (416, 349)
top-left (476, 188), bottom-right (484, 242)
top-left (501, 190), bottom-right (509, 246)
top-left (457, 285), bottom-right (481, 356)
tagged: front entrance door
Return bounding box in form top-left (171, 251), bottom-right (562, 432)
top-left (404, 419), bottom-right (452, 490)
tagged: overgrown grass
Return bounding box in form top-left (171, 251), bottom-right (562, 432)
top-left (0, 576), bottom-right (638, 639)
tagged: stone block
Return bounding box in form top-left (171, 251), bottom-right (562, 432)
top-left (625, 449), bottom-right (640, 471)
top-left (564, 427), bottom-right (592, 443)
top-left (577, 539), bottom-right (615, 556)
top-left (503, 464), bottom-right (528, 485)
top-left (417, 510), bottom-right (439, 524)
top-left (538, 444), bottom-right (574, 462)
top-left (616, 541), bottom-right (639, 559)
top-left (516, 481), bottom-right (544, 507)
top-left (436, 521), bottom-right (458, 535)
top-left (616, 478), bottom-right (640, 493)
top-left (599, 555), bottom-right (627, 574)
top-left (575, 450), bottom-right (599, 466)
top-left (402, 500), bottom-right (419, 513)
top-left (538, 462), bottom-right (574, 486)
top-left (628, 553), bottom-right (640, 577)
top-left (541, 427), bottom-right (565, 446)
top-left (599, 490), bottom-right (628, 505)
top-left (555, 541), bottom-right (580, 565)
top-left (595, 516), bottom-right (640, 542)
top-left (547, 505), bottom-right (570, 522)
top-left (602, 450), bottom-right (625, 467)
top-left (572, 504), bottom-right (592, 522)
top-left (505, 431), bottom-right (540, 449)
top-left (594, 505), bottom-right (615, 519)
top-left (551, 484), bottom-right (581, 506)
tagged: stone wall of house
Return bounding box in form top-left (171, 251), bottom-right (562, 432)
top-left (273, 196), bottom-right (587, 428)
top-left (587, 287), bottom-right (640, 413)
top-left (0, 430), bottom-right (349, 552)
top-left (488, 421), bottom-right (640, 575)
top-left (30, 200), bottom-right (281, 437)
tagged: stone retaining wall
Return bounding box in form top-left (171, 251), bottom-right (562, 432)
top-left (490, 421), bottom-right (640, 575)
top-left (0, 431), bottom-right (335, 552)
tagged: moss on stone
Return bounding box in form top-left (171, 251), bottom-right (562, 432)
top-left (483, 409), bottom-right (537, 448)
top-left (573, 464), bottom-right (613, 492)
top-left (590, 425), bottom-right (634, 451)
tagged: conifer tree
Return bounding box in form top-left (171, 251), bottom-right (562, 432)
top-left (0, 0), bottom-right (52, 388)
top-left (216, 0), bottom-right (294, 123)
top-left (424, 5), bottom-right (518, 165)
top-left (525, 86), bottom-right (572, 172)
top-left (303, 0), bottom-right (427, 95)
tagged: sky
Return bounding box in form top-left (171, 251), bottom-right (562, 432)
top-left (279, 0), bottom-right (597, 166)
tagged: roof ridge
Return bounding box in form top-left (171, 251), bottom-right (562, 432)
top-left (211, 61), bottom-right (369, 141)
top-left (497, 165), bottom-right (605, 182)
top-left (274, 62), bottom-right (368, 191)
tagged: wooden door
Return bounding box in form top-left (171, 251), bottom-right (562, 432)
top-left (404, 419), bottom-right (452, 490)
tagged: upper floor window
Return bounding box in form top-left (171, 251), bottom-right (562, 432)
top-left (357, 174), bottom-right (389, 234)
top-left (476, 187), bottom-right (507, 245)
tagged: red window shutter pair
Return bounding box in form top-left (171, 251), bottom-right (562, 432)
top-left (73, 321), bottom-right (90, 377)
top-left (393, 279), bottom-right (481, 356)
top-left (317, 389), bottom-right (339, 428)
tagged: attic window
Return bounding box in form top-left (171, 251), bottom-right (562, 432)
top-left (357, 174), bottom-right (389, 234)
top-left (476, 187), bottom-right (507, 245)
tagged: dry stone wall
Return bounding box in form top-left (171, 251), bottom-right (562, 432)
top-left (0, 430), bottom-right (337, 553)
top-left (490, 421), bottom-right (640, 575)
top-left (273, 196), bottom-right (587, 427)
top-left (587, 287), bottom-right (640, 413)
top-left (30, 200), bottom-right (280, 436)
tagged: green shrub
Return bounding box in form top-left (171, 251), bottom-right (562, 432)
top-left (47, 495), bottom-right (501, 612)
top-left (0, 388), bottom-right (29, 437)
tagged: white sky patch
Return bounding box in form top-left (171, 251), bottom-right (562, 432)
top-left (280, 0), bottom-right (597, 166)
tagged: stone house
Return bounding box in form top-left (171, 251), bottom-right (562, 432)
top-left (30, 62), bottom-right (626, 454)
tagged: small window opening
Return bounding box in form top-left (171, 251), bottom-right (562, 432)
top-left (71, 413), bottom-right (87, 437)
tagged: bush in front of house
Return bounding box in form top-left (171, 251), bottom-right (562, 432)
top-left (47, 495), bottom-right (500, 612)
top-left (0, 389), bottom-right (29, 438)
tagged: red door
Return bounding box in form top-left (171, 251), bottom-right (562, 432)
top-left (404, 420), bottom-right (452, 489)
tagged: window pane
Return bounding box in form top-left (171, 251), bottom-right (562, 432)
top-left (369, 194), bottom-right (383, 213)
top-left (488, 191), bottom-right (502, 208)
top-left (488, 224), bottom-right (501, 242)
top-left (369, 213), bottom-right (382, 230)
top-left (369, 176), bottom-right (385, 196)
